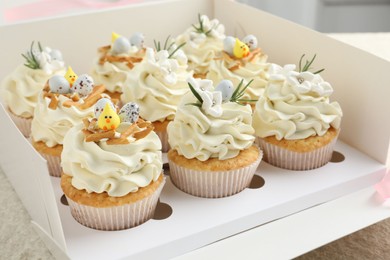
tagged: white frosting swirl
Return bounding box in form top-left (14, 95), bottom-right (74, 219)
top-left (168, 92), bottom-right (255, 161)
top-left (90, 46), bottom-right (144, 93)
top-left (252, 64), bottom-right (342, 140)
top-left (0, 65), bottom-right (65, 118)
top-left (207, 52), bottom-right (270, 99)
top-left (121, 48), bottom-right (192, 122)
top-left (31, 93), bottom-right (97, 147)
top-left (175, 15), bottom-right (225, 75)
top-left (61, 123), bottom-right (162, 197)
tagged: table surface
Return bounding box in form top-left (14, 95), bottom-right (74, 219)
top-left (1, 33), bottom-right (390, 259)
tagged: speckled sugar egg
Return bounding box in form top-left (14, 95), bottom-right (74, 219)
top-left (72, 74), bottom-right (94, 97)
top-left (119, 102), bottom-right (140, 123)
top-left (48, 75), bottom-right (70, 94)
top-left (130, 32), bottom-right (145, 49)
top-left (242, 35), bottom-right (258, 51)
top-left (223, 36), bottom-right (236, 55)
top-left (215, 80), bottom-right (234, 102)
top-left (94, 98), bottom-right (115, 119)
top-left (112, 37), bottom-right (131, 55)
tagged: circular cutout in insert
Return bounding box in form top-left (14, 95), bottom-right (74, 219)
top-left (330, 151), bottom-right (345, 163)
top-left (60, 194), bottom-right (69, 206)
top-left (152, 200), bottom-right (172, 220)
top-left (163, 163), bottom-right (170, 176)
top-left (248, 175), bottom-right (265, 189)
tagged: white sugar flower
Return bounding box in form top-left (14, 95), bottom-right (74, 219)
top-left (187, 77), bottom-right (213, 94)
top-left (269, 64), bottom-right (297, 81)
top-left (147, 48), bottom-right (179, 85)
top-left (35, 48), bottom-right (64, 74)
top-left (200, 90), bottom-right (222, 117)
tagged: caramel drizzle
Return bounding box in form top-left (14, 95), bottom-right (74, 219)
top-left (98, 45), bottom-right (144, 69)
top-left (83, 118), bottom-right (154, 145)
top-left (42, 83), bottom-right (105, 110)
top-left (215, 48), bottom-right (263, 71)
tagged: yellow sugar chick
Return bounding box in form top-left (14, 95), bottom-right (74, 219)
top-left (111, 32), bottom-right (121, 44)
top-left (64, 66), bottom-right (78, 87)
top-left (233, 38), bottom-right (250, 59)
top-left (98, 103), bottom-right (121, 131)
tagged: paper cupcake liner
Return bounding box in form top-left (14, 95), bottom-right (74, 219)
top-left (155, 130), bottom-right (170, 153)
top-left (7, 109), bottom-right (32, 138)
top-left (65, 177), bottom-right (166, 231)
top-left (168, 151), bottom-right (262, 198)
top-left (38, 152), bottom-right (62, 177)
top-left (257, 136), bottom-right (338, 171)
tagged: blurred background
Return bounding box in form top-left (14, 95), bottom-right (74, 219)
top-left (2, 0), bottom-right (390, 32)
top-left (238, 0), bottom-right (390, 32)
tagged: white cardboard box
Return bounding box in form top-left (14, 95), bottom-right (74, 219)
top-left (0, 0), bottom-right (389, 259)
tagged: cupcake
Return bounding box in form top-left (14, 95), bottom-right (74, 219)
top-left (121, 42), bottom-right (192, 152)
top-left (207, 35), bottom-right (270, 101)
top-left (167, 78), bottom-right (262, 198)
top-left (252, 56), bottom-right (343, 170)
top-left (61, 99), bottom-right (165, 230)
top-left (90, 32), bottom-right (146, 100)
top-left (175, 14), bottom-right (225, 78)
top-left (0, 41), bottom-right (65, 137)
top-left (31, 67), bottom-right (110, 177)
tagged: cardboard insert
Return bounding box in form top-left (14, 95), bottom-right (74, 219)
top-left (0, 0), bottom-right (389, 259)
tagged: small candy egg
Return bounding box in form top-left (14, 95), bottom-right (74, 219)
top-left (130, 32), bottom-right (145, 49)
top-left (94, 98), bottom-right (115, 119)
top-left (49, 49), bottom-right (63, 61)
top-left (223, 36), bottom-right (235, 55)
top-left (119, 102), bottom-right (140, 123)
top-left (215, 80), bottom-right (234, 102)
top-left (48, 75), bottom-right (70, 94)
top-left (242, 34), bottom-right (258, 51)
top-left (72, 74), bottom-right (94, 97)
top-left (112, 37), bottom-right (131, 55)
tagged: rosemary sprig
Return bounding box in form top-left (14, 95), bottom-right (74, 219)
top-left (230, 79), bottom-right (255, 104)
top-left (153, 35), bottom-right (186, 59)
top-left (22, 41), bottom-right (42, 69)
top-left (192, 13), bottom-right (218, 36)
top-left (298, 54), bottom-right (325, 74)
top-left (188, 82), bottom-right (203, 104)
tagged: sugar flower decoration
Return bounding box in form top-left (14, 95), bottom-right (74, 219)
top-left (187, 77), bottom-right (223, 117)
top-left (188, 14), bottom-right (225, 48)
top-left (146, 48), bottom-right (179, 85)
top-left (22, 41), bottom-right (64, 74)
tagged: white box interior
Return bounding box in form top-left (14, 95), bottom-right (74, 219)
top-left (0, 0), bottom-right (389, 259)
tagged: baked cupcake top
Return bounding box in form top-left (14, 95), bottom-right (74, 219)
top-left (121, 44), bottom-right (192, 122)
top-left (61, 99), bottom-right (162, 197)
top-left (252, 59), bottom-right (343, 140)
top-left (175, 14), bottom-right (225, 76)
top-left (168, 78), bottom-right (255, 161)
top-left (90, 32), bottom-right (146, 93)
top-left (207, 35), bottom-right (270, 100)
top-left (0, 41), bottom-right (65, 118)
top-left (31, 68), bottom-right (108, 147)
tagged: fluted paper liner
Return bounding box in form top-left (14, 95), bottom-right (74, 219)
top-left (155, 130), bottom-right (170, 153)
top-left (257, 135), bottom-right (338, 171)
top-left (65, 177), bottom-right (165, 231)
top-left (38, 152), bottom-right (62, 177)
top-left (169, 150), bottom-right (262, 198)
top-left (8, 108), bottom-right (32, 138)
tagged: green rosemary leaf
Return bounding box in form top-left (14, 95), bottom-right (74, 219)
top-left (314, 68), bottom-right (325, 74)
top-left (163, 35), bottom-right (171, 50)
top-left (168, 42), bottom-right (186, 59)
top-left (230, 79), bottom-right (244, 101)
top-left (38, 41), bottom-right (43, 52)
top-left (153, 39), bottom-right (159, 51)
top-left (185, 102), bottom-right (202, 108)
top-left (188, 82), bottom-right (203, 104)
top-left (298, 54), bottom-right (305, 72)
top-left (298, 54), bottom-right (324, 74)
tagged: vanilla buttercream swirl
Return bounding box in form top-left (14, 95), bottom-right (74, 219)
top-left (252, 64), bottom-right (342, 140)
top-left (207, 52), bottom-right (270, 99)
top-left (121, 48), bottom-right (192, 122)
top-left (0, 65), bottom-right (65, 118)
top-left (168, 92), bottom-right (255, 161)
top-left (61, 123), bottom-right (162, 197)
top-left (175, 15), bottom-right (225, 75)
top-left (90, 46), bottom-right (143, 93)
top-left (31, 93), bottom-right (96, 147)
